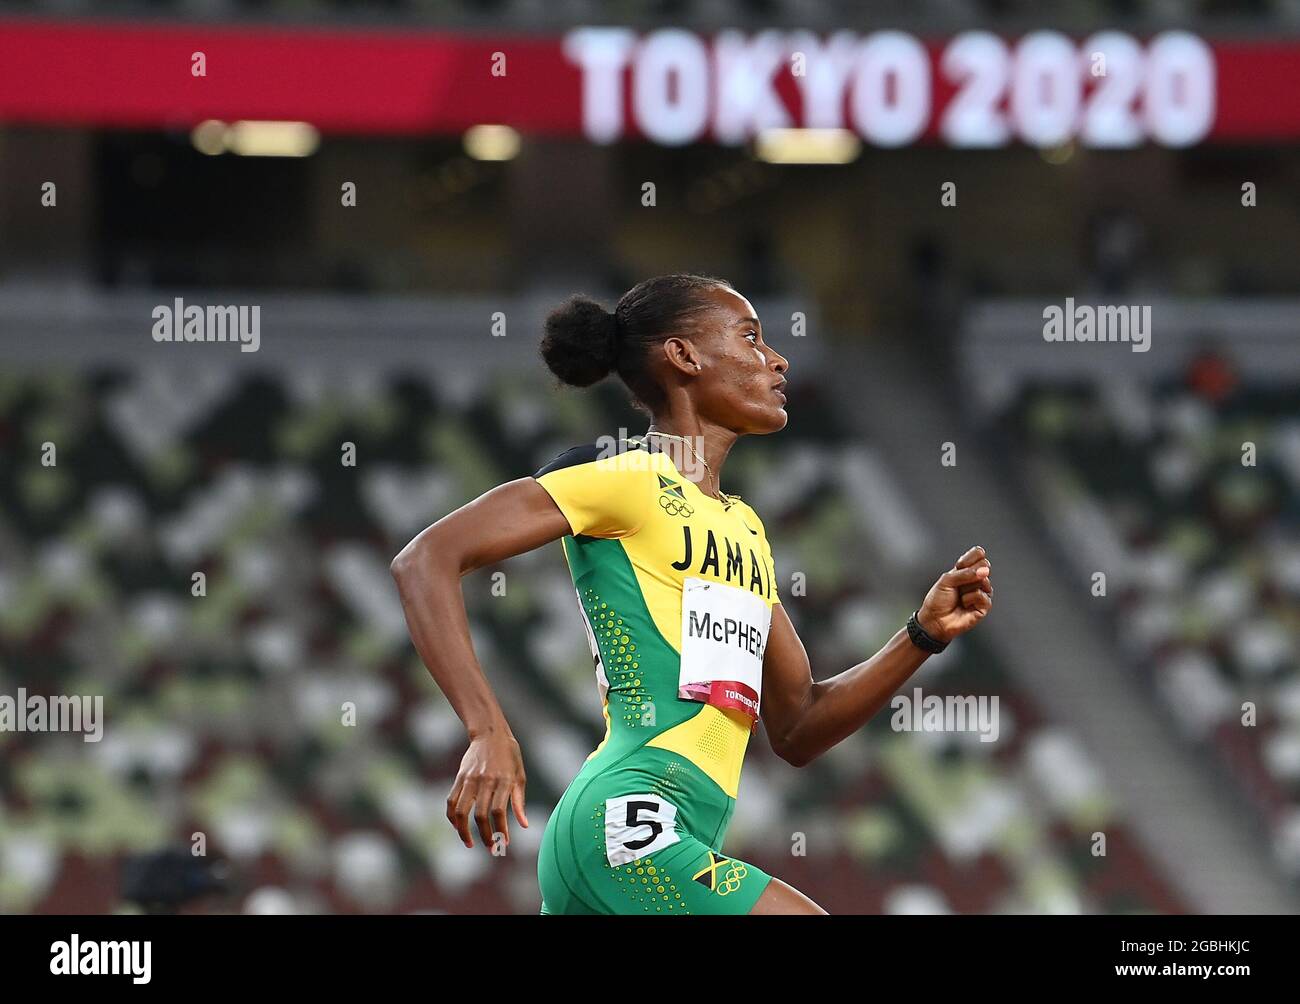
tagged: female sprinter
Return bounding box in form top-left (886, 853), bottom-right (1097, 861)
top-left (390, 274), bottom-right (994, 915)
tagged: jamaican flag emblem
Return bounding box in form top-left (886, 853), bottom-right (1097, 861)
top-left (692, 850), bottom-right (749, 896)
top-left (657, 474), bottom-right (693, 517)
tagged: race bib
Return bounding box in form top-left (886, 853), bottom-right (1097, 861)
top-left (678, 577), bottom-right (771, 728)
top-left (604, 794), bottom-right (681, 867)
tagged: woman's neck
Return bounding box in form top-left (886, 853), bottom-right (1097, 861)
top-left (644, 416), bottom-right (737, 500)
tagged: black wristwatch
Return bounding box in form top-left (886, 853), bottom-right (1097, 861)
top-left (906, 610), bottom-right (948, 653)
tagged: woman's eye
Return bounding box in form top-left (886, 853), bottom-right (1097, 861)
top-left (746, 331), bottom-right (759, 343)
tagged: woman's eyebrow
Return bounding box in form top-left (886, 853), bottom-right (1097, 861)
top-left (735, 316), bottom-right (761, 327)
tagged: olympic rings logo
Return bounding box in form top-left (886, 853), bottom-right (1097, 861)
top-left (716, 861), bottom-right (748, 896)
top-left (658, 495), bottom-right (694, 518)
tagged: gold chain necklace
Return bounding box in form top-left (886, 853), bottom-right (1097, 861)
top-left (623, 427), bottom-right (735, 506)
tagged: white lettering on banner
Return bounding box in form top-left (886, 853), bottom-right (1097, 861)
top-left (787, 30), bottom-right (858, 129)
top-left (563, 28), bottom-right (1216, 149)
top-left (849, 31), bottom-right (930, 147)
top-left (713, 29), bottom-right (792, 144)
top-left (563, 28), bottom-right (637, 144)
top-left (634, 29), bottom-right (711, 145)
top-left (678, 578), bottom-right (771, 719)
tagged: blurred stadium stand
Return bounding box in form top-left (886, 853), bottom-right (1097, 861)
top-left (959, 304), bottom-right (1300, 882)
top-left (990, 363), bottom-right (1300, 877)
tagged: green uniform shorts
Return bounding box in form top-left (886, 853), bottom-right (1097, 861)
top-left (538, 748), bottom-right (773, 915)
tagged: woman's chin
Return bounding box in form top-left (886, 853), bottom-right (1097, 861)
top-left (729, 400), bottom-right (789, 435)
top-left (753, 408), bottom-right (789, 434)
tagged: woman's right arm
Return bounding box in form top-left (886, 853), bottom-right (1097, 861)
top-left (390, 477), bottom-right (572, 853)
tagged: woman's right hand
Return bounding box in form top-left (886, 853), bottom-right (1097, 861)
top-left (446, 730), bottom-right (529, 853)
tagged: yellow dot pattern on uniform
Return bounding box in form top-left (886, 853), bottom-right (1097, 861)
top-left (604, 856), bottom-right (687, 914)
top-left (583, 588), bottom-right (651, 727)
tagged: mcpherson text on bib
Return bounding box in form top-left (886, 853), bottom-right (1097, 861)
top-left (678, 577), bottom-right (772, 726)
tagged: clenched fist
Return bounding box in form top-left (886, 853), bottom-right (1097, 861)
top-left (916, 545), bottom-right (994, 644)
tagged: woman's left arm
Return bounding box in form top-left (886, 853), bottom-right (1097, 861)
top-left (760, 546), bottom-right (993, 767)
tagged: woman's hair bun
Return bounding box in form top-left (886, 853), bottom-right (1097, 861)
top-left (540, 294), bottom-right (619, 387)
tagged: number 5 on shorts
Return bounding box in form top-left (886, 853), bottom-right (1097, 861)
top-left (604, 794), bottom-right (681, 867)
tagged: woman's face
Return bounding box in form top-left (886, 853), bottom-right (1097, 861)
top-left (688, 286), bottom-right (790, 435)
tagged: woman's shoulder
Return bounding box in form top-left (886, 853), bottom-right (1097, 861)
top-left (532, 439), bottom-right (671, 480)
top-left (530, 440), bottom-right (665, 539)
top-left (533, 442), bottom-right (605, 478)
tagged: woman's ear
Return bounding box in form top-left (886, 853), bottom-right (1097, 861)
top-left (662, 336), bottom-right (702, 377)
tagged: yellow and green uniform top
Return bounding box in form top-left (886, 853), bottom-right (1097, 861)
top-left (532, 438), bottom-right (781, 801)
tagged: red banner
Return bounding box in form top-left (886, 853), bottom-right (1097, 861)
top-left (0, 19), bottom-right (579, 135)
top-left (2, 18), bottom-right (1299, 145)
